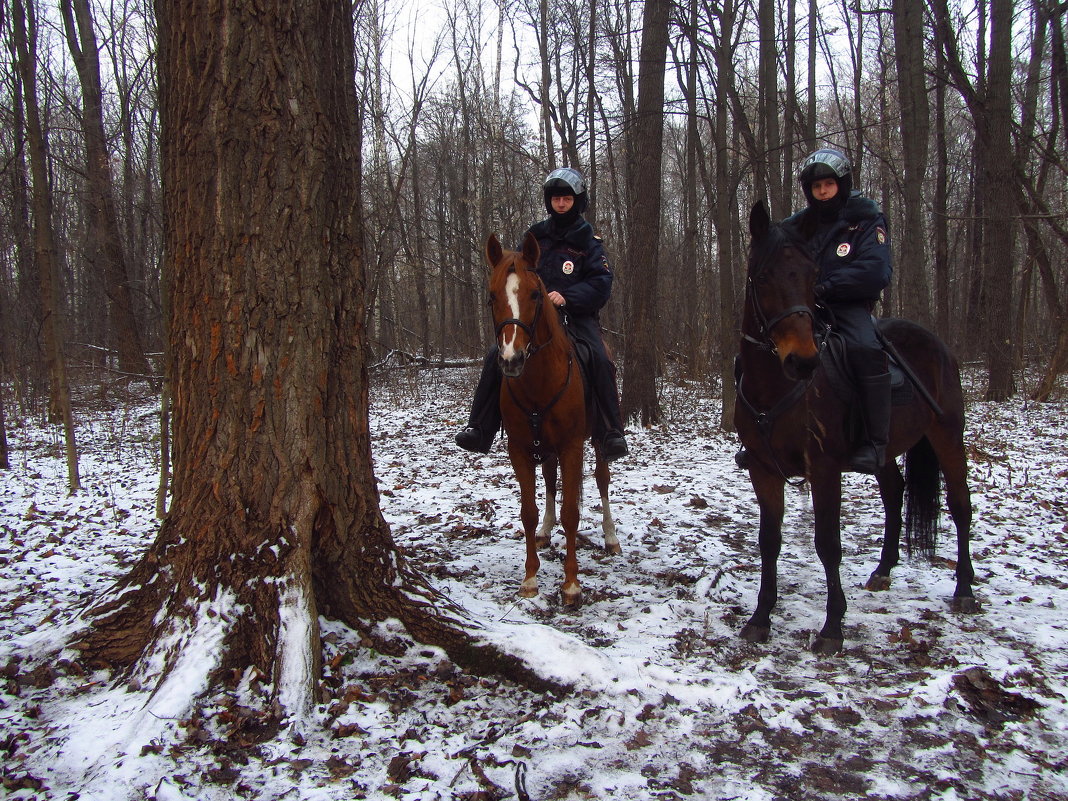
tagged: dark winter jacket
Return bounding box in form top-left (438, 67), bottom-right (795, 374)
top-left (523, 217), bottom-right (613, 320)
top-left (783, 192), bottom-right (891, 305)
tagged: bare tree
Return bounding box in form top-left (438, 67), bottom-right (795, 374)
top-left (60, 0), bottom-right (152, 378)
top-left (620, 0), bottom-right (670, 426)
top-left (932, 0), bottom-right (1018, 400)
top-left (12, 0), bottom-right (80, 491)
top-left (892, 0), bottom-right (932, 325)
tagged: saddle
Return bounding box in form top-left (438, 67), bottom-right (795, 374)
top-left (821, 331), bottom-right (910, 405)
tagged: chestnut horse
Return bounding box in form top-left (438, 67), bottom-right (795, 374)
top-left (485, 232), bottom-right (619, 607)
top-left (734, 202), bottom-right (977, 654)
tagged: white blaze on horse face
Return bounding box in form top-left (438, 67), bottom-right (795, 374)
top-left (499, 272), bottom-right (523, 360)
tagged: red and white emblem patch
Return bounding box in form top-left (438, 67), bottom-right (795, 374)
top-left (562, 260), bottom-right (575, 274)
top-left (836, 243), bottom-right (851, 257)
top-left (876, 227), bottom-right (886, 244)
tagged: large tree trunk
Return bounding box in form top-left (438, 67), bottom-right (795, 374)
top-left (620, 0), bottom-right (670, 426)
top-left (60, 0), bottom-right (151, 378)
top-left (80, 0), bottom-right (547, 718)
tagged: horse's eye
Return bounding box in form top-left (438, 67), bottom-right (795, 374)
top-left (530, 290), bottom-right (540, 301)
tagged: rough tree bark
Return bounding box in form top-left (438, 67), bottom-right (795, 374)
top-left (620, 0), bottom-right (669, 426)
top-left (79, 0), bottom-right (555, 717)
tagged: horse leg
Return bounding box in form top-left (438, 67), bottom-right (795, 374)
top-left (938, 442), bottom-right (978, 612)
top-left (593, 453), bottom-right (620, 554)
top-left (511, 455), bottom-right (542, 598)
top-left (537, 456), bottom-right (558, 548)
top-left (740, 470), bottom-right (785, 643)
top-left (811, 470), bottom-right (846, 654)
top-left (866, 460), bottom-right (904, 591)
top-left (558, 446), bottom-right (585, 607)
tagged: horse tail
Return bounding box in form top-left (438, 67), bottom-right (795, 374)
top-left (904, 435), bottom-right (941, 560)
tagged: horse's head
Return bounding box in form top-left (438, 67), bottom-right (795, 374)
top-left (486, 232), bottom-right (545, 378)
top-left (744, 202), bottom-right (821, 381)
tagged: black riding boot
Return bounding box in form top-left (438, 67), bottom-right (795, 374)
top-left (455, 352), bottom-right (502, 454)
top-left (850, 371), bottom-right (891, 474)
top-left (591, 363), bottom-right (628, 462)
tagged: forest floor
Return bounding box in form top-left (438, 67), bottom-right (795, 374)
top-left (1, 365), bottom-right (1067, 800)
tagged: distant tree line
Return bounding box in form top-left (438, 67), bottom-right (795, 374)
top-left (2, 0), bottom-right (1066, 458)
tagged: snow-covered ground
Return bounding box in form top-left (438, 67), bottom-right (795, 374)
top-left (1, 366), bottom-right (1066, 800)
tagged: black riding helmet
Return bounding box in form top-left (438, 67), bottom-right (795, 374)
top-left (798, 148), bottom-right (853, 205)
top-left (543, 167), bottom-right (589, 216)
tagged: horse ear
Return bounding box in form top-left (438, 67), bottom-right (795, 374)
top-left (485, 233), bottom-right (503, 268)
top-left (521, 231), bottom-right (540, 268)
top-left (749, 201), bottom-right (771, 239)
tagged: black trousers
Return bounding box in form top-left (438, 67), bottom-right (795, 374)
top-left (828, 301), bottom-right (887, 377)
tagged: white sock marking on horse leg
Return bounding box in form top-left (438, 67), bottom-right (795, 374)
top-left (538, 492), bottom-right (557, 542)
top-left (601, 492), bottom-right (618, 549)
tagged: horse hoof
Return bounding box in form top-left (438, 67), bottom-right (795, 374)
top-left (740, 624), bottom-right (770, 644)
top-left (535, 536), bottom-right (551, 550)
top-left (605, 541), bottom-right (622, 556)
top-left (951, 596), bottom-right (980, 613)
top-left (811, 636), bottom-right (843, 655)
top-left (561, 586), bottom-right (582, 608)
top-left (865, 574), bottom-right (892, 592)
top-left (518, 580), bottom-right (538, 598)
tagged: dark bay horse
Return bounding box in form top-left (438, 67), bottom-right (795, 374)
top-left (485, 232), bottom-right (619, 607)
top-left (734, 202), bottom-right (977, 654)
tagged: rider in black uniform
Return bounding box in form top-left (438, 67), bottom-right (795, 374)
top-left (455, 168), bottom-right (628, 462)
top-left (737, 148), bottom-right (892, 474)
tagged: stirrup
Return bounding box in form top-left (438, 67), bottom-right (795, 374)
top-left (734, 448), bottom-right (750, 470)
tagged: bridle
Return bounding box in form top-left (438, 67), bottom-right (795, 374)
top-left (492, 266), bottom-right (546, 360)
top-left (741, 228), bottom-right (822, 354)
top-left (736, 225), bottom-right (825, 486)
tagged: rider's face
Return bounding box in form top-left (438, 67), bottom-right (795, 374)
top-left (551, 194), bottom-right (576, 213)
top-left (810, 177), bottom-right (839, 201)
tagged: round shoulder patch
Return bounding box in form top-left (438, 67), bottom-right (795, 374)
top-left (876, 227), bottom-right (886, 244)
top-left (562, 260), bottom-right (575, 274)
top-left (836, 243), bottom-right (851, 257)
